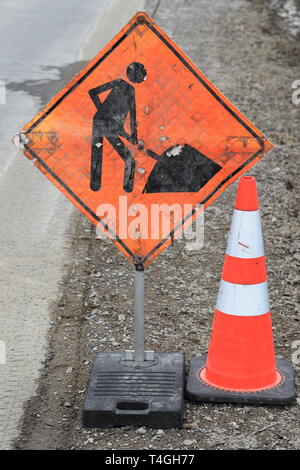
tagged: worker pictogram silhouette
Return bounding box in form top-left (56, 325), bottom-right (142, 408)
top-left (89, 62), bottom-right (147, 192)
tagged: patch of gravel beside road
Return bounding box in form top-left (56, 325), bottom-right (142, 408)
top-left (15, 0), bottom-right (299, 450)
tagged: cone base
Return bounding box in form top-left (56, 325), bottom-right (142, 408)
top-left (200, 368), bottom-right (282, 392)
top-left (186, 356), bottom-right (295, 405)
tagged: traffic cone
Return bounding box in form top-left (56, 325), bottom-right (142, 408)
top-left (186, 176), bottom-right (295, 404)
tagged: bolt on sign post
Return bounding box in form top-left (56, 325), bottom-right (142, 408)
top-left (16, 12), bottom-right (273, 428)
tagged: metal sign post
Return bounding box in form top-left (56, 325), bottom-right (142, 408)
top-left (125, 260), bottom-right (154, 363)
top-left (134, 264), bottom-right (145, 363)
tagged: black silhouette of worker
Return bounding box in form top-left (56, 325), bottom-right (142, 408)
top-left (89, 62), bottom-right (147, 192)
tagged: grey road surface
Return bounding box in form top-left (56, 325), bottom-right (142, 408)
top-left (0, 0), bottom-right (144, 449)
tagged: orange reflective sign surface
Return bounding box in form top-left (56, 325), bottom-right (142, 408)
top-left (21, 12), bottom-right (273, 266)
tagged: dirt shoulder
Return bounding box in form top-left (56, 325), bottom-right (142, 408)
top-left (15, 0), bottom-right (300, 450)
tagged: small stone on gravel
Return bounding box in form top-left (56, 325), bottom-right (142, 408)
top-left (183, 439), bottom-right (197, 446)
top-left (136, 427), bottom-right (147, 435)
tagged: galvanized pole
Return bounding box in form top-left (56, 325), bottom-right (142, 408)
top-left (134, 263), bottom-right (145, 362)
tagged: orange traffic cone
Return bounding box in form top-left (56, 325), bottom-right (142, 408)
top-left (186, 176), bottom-right (295, 404)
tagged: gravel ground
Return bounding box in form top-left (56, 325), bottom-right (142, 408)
top-left (14, 0), bottom-right (300, 450)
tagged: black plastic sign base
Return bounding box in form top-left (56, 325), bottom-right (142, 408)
top-left (83, 352), bottom-right (185, 428)
top-left (186, 356), bottom-right (295, 405)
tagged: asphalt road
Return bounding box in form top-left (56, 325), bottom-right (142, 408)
top-left (0, 0), bottom-right (144, 450)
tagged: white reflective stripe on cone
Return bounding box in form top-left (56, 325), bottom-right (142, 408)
top-left (226, 209), bottom-right (264, 259)
top-left (216, 279), bottom-right (270, 316)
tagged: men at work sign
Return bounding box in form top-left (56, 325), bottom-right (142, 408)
top-left (21, 12), bottom-right (273, 265)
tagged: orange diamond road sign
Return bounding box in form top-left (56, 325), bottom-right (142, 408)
top-left (20, 11), bottom-right (273, 266)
